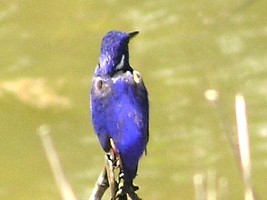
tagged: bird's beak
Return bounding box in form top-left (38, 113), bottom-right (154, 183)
top-left (129, 31), bottom-right (139, 39)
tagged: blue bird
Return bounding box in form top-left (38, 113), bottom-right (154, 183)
top-left (90, 31), bottom-right (149, 189)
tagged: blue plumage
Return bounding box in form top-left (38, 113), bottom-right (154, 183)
top-left (90, 31), bottom-right (149, 183)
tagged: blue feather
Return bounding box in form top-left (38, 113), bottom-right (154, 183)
top-left (90, 31), bottom-right (149, 183)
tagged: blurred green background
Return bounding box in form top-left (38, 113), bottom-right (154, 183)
top-left (1, 0), bottom-right (267, 199)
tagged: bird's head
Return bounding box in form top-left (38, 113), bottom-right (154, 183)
top-left (97, 31), bottom-right (139, 76)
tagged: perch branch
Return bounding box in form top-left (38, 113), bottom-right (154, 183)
top-left (90, 154), bottom-right (141, 200)
top-left (89, 167), bottom-right (109, 200)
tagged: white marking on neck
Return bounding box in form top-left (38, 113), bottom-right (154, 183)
top-left (112, 71), bottom-right (131, 83)
top-left (115, 54), bottom-right (125, 71)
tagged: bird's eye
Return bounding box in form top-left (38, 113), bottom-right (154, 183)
top-left (133, 70), bottom-right (142, 84)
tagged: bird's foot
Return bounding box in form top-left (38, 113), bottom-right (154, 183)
top-left (115, 173), bottom-right (140, 200)
top-left (116, 184), bottom-right (140, 200)
top-left (116, 184), bottom-right (139, 196)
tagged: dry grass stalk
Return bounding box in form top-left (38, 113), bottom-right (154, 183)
top-left (38, 124), bottom-right (78, 200)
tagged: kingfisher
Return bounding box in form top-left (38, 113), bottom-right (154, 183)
top-left (90, 31), bottom-right (149, 193)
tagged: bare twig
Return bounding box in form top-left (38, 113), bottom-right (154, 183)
top-left (38, 124), bottom-right (78, 200)
top-left (205, 91), bottom-right (257, 199)
top-left (193, 173), bottom-right (205, 200)
top-left (235, 94), bottom-right (256, 200)
top-left (106, 154), bottom-right (118, 200)
top-left (193, 170), bottom-right (228, 200)
top-left (89, 167), bottom-right (109, 200)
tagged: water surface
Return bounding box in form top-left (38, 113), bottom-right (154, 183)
top-left (1, 1), bottom-right (267, 199)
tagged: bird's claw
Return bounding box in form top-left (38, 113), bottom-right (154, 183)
top-left (114, 172), bottom-right (140, 200)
